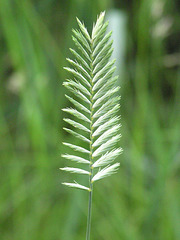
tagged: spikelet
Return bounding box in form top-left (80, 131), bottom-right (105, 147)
top-left (61, 12), bottom-right (122, 191)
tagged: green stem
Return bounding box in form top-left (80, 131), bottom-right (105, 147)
top-left (86, 180), bottom-right (93, 240)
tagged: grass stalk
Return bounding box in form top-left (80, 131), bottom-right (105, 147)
top-left (86, 183), bottom-right (93, 240)
top-left (61, 12), bottom-right (122, 239)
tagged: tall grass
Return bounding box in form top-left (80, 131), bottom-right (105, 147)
top-left (0, 0), bottom-right (179, 240)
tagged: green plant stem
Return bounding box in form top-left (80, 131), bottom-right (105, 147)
top-left (86, 178), bottom-right (93, 240)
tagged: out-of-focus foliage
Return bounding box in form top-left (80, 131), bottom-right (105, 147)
top-left (0, 0), bottom-right (179, 240)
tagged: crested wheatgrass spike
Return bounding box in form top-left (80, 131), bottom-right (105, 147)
top-left (61, 11), bottom-right (122, 240)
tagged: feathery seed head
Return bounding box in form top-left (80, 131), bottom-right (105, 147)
top-left (61, 12), bottom-right (122, 191)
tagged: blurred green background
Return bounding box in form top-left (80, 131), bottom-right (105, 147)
top-left (0, 0), bottom-right (180, 239)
